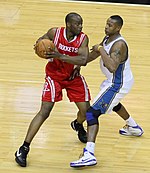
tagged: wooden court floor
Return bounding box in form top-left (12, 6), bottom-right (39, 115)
top-left (0, 0), bottom-right (150, 172)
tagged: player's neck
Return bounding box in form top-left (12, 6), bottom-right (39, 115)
top-left (65, 29), bottom-right (76, 42)
top-left (107, 33), bottom-right (121, 44)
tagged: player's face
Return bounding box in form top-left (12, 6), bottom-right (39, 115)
top-left (105, 18), bottom-right (120, 36)
top-left (69, 16), bottom-right (83, 35)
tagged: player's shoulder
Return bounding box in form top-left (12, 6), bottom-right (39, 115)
top-left (80, 33), bottom-right (89, 46)
top-left (84, 34), bottom-right (89, 43)
top-left (116, 36), bottom-right (127, 44)
top-left (80, 31), bottom-right (89, 40)
top-left (48, 27), bottom-right (58, 33)
top-left (80, 31), bottom-right (87, 36)
top-left (113, 37), bottom-right (127, 48)
top-left (47, 27), bottom-right (59, 40)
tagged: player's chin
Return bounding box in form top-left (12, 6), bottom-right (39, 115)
top-left (76, 30), bottom-right (82, 35)
top-left (105, 30), bottom-right (108, 35)
top-left (105, 30), bottom-right (109, 36)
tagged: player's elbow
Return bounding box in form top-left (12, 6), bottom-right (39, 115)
top-left (82, 59), bottom-right (87, 66)
top-left (80, 57), bottom-right (87, 66)
top-left (108, 67), bottom-right (116, 73)
top-left (107, 65), bottom-right (117, 73)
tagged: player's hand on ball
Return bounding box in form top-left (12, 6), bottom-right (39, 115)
top-left (33, 42), bottom-right (39, 55)
top-left (34, 39), bottom-right (55, 59)
top-left (45, 50), bottom-right (61, 59)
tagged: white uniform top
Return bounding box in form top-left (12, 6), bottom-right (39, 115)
top-left (92, 36), bottom-right (134, 114)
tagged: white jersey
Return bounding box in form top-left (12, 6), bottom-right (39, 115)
top-left (92, 36), bottom-right (134, 114)
top-left (100, 36), bottom-right (133, 84)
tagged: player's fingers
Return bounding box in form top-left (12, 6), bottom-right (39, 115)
top-left (33, 43), bottom-right (38, 50)
top-left (47, 46), bottom-right (52, 49)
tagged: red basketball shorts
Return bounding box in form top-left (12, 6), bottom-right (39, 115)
top-left (42, 75), bottom-right (91, 102)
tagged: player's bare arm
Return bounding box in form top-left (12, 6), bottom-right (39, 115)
top-left (87, 37), bottom-right (106, 63)
top-left (45, 35), bottom-right (89, 66)
top-left (87, 44), bottom-right (101, 63)
top-left (39, 27), bottom-right (57, 41)
top-left (99, 41), bottom-right (126, 73)
top-left (34, 28), bottom-right (57, 55)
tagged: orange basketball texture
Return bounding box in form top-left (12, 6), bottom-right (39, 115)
top-left (35, 39), bottom-right (55, 59)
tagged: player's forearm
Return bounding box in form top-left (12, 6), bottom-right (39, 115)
top-left (58, 54), bottom-right (87, 66)
top-left (100, 48), bottom-right (117, 73)
top-left (87, 51), bottom-right (100, 63)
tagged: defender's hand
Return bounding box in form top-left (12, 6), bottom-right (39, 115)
top-left (69, 66), bottom-right (81, 80)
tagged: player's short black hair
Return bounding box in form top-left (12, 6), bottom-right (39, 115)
top-left (65, 12), bottom-right (82, 23)
top-left (110, 15), bottom-right (123, 27)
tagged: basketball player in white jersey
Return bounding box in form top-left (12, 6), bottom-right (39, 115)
top-left (70, 15), bottom-right (144, 167)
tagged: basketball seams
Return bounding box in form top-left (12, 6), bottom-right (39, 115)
top-left (36, 39), bottom-right (55, 59)
top-left (41, 40), bottom-right (48, 52)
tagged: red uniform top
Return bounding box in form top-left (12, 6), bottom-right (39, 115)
top-left (45, 27), bottom-right (86, 81)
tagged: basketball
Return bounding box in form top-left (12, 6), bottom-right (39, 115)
top-left (35, 39), bottom-right (55, 59)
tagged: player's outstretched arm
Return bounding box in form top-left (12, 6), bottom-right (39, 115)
top-left (87, 44), bottom-right (101, 63)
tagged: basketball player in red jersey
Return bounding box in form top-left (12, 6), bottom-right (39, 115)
top-left (15, 12), bottom-right (91, 167)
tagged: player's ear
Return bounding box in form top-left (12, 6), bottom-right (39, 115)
top-left (116, 25), bottom-right (121, 32)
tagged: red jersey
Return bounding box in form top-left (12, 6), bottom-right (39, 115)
top-left (45, 27), bottom-right (86, 80)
